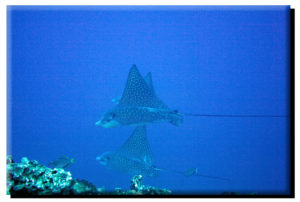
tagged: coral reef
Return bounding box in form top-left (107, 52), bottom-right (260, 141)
top-left (7, 156), bottom-right (73, 195)
top-left (109, 174), bottom-right (172, 195)
top-left (129, 174), bottom-right (172, 195)
top-left (7, 156), bottom-right (171, 197)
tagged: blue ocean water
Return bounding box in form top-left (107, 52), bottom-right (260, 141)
top-left (7, 6), bottom-right (290, 194)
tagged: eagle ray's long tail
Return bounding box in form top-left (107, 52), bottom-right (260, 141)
top-left (155, 167), bottom-right (230, 181)
top-left (182, 113), bottom-right (287, 118)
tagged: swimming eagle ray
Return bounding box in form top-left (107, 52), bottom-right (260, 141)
top-left (96, 64), bottom-right (287, 128)
top-left (96, 65), bottom-right (183, 128)
top-left (96, 126), bottom-right (229, 181)
top-left (96, 125), bottom-right (159, 177)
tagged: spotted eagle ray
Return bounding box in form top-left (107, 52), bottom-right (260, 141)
top-left (96, 65), bottom-right (286, 128)
top-left (96, 125), bottom-right (229, 180)
top-left (96, 125), bottom-right (159, 177)
top-left (96, 65), bottom-right (183, 128)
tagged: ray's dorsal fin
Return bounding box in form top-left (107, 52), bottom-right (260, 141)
top-left (144, 72), bottom-right (170, 109)
top-left (144, 72), bottom-right (154, 92)
top-left (118, 65), bottom-right (169, 109)
top-left (116, 125), bottom-right (154, 165)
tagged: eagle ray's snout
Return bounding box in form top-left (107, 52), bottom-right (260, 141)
top-left (95, 120), bottom-right (102, 126)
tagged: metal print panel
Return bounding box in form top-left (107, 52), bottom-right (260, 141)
top-left (7, 5), bottom-right (293, 197)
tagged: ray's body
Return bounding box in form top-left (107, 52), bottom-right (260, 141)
top-left (96, 126), bottom-right (159, 177)
top-left (96, 65), bottom-right (183, 128)
top-left (96, 126), bottom-right (228, 180)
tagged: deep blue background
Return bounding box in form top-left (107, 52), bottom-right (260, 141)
top-left (8, 6), bottom-right (290, 194)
